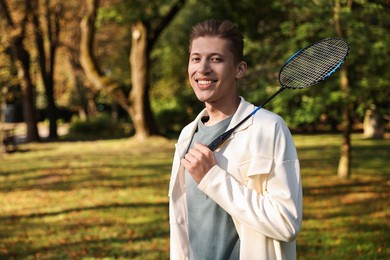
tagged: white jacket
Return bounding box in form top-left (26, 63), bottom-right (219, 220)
top-left (168, 97), bottom-right (302, 260)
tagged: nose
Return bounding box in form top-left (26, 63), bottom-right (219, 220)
top-left (197, 59), bottom-right (211, 74)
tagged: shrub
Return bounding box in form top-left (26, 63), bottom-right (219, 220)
top-left (68, 113), bottom-right (131, 138)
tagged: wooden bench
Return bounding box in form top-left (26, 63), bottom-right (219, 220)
top-left (1, 128), bottom-right (17, 152)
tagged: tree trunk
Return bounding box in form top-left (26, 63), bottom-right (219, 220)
top-left (129, 21), bottom-right (159, 140)
top-left (80, 0), bottom-right (184, 139)
top-left (80, 0), bottom-right (130, 112)
top-left (334, 0), bottom-right (351, 179)
top-left (363, 104), bottom-right (384, 139)
top-left (337, 68), bottom-right (352, 179)
top-left (65, 43), bottom-right (92, 120)
top-left (14, 42), bottom-right (40, 142)
top-left (0, 86), bottom-right (8, 153)
top-left (0, 0), bottom-right (40, 142)
top-left (80, 0), bottom-right (158, 139)
top-left (46, 1), bottom-right (61, 139)
top-left (31, 0), bottom-right (61, 139)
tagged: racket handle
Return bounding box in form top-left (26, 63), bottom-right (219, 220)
top-left (207, 129), bottom-right (235, 151)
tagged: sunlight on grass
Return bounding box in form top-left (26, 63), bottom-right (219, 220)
top-left (296, 135), bottom-right (389, 259)
top-left (0, 137), bottom-right (174, 259)
top-left (0, 134), bottom-right (389, 259)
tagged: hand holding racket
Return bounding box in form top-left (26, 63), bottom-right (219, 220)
top-left (207, 37), bottom-right (350, 151)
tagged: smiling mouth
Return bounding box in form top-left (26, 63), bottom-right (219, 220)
top-left (196, 80), bottom-right (217, 85)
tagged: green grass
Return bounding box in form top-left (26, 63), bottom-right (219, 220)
top-left (294, 134), bottom-right (389, 259)
top-left (0, 134), bottom-right (389, 259)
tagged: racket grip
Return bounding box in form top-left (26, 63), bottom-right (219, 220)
top-left (207, 129), bottom-right (234, 151)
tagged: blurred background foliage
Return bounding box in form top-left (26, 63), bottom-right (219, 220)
top-left (0, 0), bottom-right (389, 137)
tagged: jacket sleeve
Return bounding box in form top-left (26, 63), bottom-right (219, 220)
top-left (197, 117), bottom-right (302, 242)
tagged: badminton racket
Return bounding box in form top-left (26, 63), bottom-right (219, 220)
top-left (207, 37), bottom-right (350, 151)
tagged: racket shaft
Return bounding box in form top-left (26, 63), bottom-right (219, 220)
top-left (207, 87), bottom-right (286, 151)
top-left (207, 129), bottom-right (235, 151)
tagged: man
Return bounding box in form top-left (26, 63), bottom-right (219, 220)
top-left (168, 19), bottom-right (302, 260)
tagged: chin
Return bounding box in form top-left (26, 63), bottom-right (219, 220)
top-left (192, 92), bottom-right (207, 101)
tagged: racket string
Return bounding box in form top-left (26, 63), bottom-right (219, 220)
top-left (282, 47), bottom-right (344, 86)
top-left (281, 46), bottom-right (347, 86)
top-left (280, 38), bottom-right (349, 88)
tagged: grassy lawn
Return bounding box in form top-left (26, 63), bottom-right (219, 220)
top-left (0, 134), bottom-right (389, 259)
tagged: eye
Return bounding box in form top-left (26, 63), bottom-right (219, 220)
top-left (190, 57), bottom-right (201, 62)
top-left (210, 56), bottom-right (222, 62)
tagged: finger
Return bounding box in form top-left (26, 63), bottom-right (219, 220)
top-left (193, 142), bottom-right (213, 157)
top-left (187, 148), bottom-right (204, 161)
top-left (181, 158), bottom-right (191, 169)
top-left (184, 151), bottom-right (197, 162)
top-left (193, 142), bottom-right (215, 164)
top-left (181, 156), bottom-right (198, 174)
top-left (193, 142), bottom-right (209, 152)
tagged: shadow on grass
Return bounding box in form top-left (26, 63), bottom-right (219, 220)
top-left (1, 162), bottom-right (170, 187)
top-left (29, 232), bottom-right (170, 259)
top-left (296, 135), bottom-right (389, 258)
top-left (299, 181), bottom-right (389, 258)
top-left (0, 167), bottom-right (171, 192)
top-left (1, 210), bottom-right (170, 259)
top-left (303, 179), bottom-right (387, 196)
top-left (0, 201), bottom-right (168, 220)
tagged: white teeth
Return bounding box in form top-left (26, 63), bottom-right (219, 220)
top-left (198, 80), bottom-right (213, 85)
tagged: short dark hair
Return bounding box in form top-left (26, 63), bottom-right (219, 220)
top-left (189, 19), bottom-right (244, 64)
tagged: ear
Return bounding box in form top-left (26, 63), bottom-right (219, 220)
top-left (235, 61), bottom-right (247, 79)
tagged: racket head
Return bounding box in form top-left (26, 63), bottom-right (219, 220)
top-left (278, 37), bottom-right (350, 89)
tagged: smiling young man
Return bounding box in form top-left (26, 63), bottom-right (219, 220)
top-left (168, 20), bottom-right (303, 260)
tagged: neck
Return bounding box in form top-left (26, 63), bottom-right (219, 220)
top-left (204, 96), bottom-right (240, 126)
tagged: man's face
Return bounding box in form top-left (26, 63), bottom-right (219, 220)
top-left (188, 37), bottom-right (244, 105)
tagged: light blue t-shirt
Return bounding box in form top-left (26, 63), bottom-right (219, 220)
top-left (185, 116), bottom-right (240, 260)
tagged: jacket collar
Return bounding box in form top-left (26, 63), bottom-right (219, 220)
top-left (216, 97), bottom-right (255, 150)
top-left (229, 96), bottom-right (256, 132)
top-left (175, 110), bottom-right (207, 158)
top-left (175, 97), bottom-right (256, 155)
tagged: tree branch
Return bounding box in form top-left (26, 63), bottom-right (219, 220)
top-left (0, 0), bottom-right (15, 27)
top-left (148, 0), bottom-right (186, 51)
top-left (368, 0), bottom-right (390, 9)
top-left (80, 0), bottom-right (130, 111)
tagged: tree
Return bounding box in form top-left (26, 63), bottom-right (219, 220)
top-left (0, 44), bottom-right (18, 153)
top-left (333, 0), bottom-right (352, 179)
top-left (0, 0), bottom-right (40, 142)
top-left (31, 0), bottom-right (63, 139)
top-left (56, 0), bottom-right (96, 120)
top-left (0, 86), bottom-right (7, 153)
top-left (80, 0), bottom-right (186, 140)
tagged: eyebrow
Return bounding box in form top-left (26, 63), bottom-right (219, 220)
top-left (190, 52), bottom-right (224, 57)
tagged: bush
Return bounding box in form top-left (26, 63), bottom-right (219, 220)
top-left (68, 113), bottom-right (132, 138)
top-left (155, 108), bottom-right (189, 137)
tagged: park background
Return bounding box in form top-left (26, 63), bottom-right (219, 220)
top-left (0, 0), bottom-right (389, 259)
